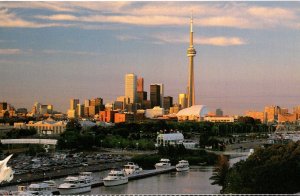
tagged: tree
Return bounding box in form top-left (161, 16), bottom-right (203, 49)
top-left (222, 141), bottom-right (300, 194)
top-left (66, 119), bottom-right (82, 133)
top-left (210, 155), bottom-right (229, 193)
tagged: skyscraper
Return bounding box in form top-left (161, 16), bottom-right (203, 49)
top-left (70, 99), bottom-right (79, 110)
top-left (187, 16), bottom-right (196, 107)
top-left (137, 77), bottom-right (144, 92)
top-left (125, 73), bottom-right (137, 104)
top-left (163, 96), bottom-right (173, 110)
top-left (150, 84), bottom-right (160, 108)
top-left (178, 93), bottom-right (187, 109)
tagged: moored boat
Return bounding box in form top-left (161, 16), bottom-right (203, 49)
top-left (103, 169), bottom-right (128, 186)
top-left (123, 162), bottom-right (143, 175)
top-left (155, 158), bottom-right (171, 169)
top-left (58, 175), bottom-right (91, 195)
top-left (176, 160), bottom-right (189, 172)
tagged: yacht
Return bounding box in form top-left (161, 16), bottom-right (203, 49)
top-left (103, 169), bottom-right (128, 186)
top-left (155, 158), bottom-right (171, 169)
top-left (19, 183), bottom-right (53, 195)
top-left (176, 160), bottom-right (189, 172)
top-left (43, 180), bottom-right (59, 194)
top-left (58, 174), bottom-right (92, 195)
top-left (123, 162), bottom-right (143, 175)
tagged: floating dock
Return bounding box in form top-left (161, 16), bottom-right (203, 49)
top-left (91, 166), bottom-right (176, 187)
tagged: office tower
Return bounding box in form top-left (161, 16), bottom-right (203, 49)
top-left (264, 105), bottom-right (281, 123)
top-left (70, 99), bottom-right (79, 110)
top-left (34, 102), bottom-right (41, 114)
top-left (187, 16), bottom-right (196, 107)
top-left (47, 105), bottom-right (53, 114)
top-left (216, 108), bottom-right (223, 117)
top-left (84, 99), bottom-right (90, 108)
top-left (163, 96), bottom-right (173, 110)
top-left (0, 102), bottom-right (7, 111)
top-left (137, 77), bottom-right (144, 92)
top-left (117, 96), bottom-right (130, 110)
top-left (150, 84), bottom-right (161, 108)
top-left (143, 100), bottom-right (152, 109)
top-left (137, 91), bottom-right (147, 104)
top-left (125, 73), bottom-right (137, 104)
top-left (178, 93), bottom-right (187, 109)
top-left (40, 105), bottom-right (48, 115)
top-left (90, 97), bottom-right (103, 106)
top-left (294, 106), bottom-right (300, 120)
top-left (156, 83), bottom-right (164, 108)
top-left (77, 104), bottom-right (84, 117)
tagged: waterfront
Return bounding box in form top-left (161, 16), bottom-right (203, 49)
top-left (2, 166), bottom-right (221, 194)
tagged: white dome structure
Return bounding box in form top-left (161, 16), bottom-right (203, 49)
top-left (176, 105), bottom-right (208, 121)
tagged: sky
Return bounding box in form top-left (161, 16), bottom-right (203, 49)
top-left (0, 1), bottom-right (300, 115)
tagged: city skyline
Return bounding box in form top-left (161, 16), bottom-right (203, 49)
top-left (1, 2), bottom-right (300, 115)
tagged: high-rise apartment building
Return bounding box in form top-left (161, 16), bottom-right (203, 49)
top-left (178, 93), bottom-right (187, 109)
top-left (150, 84), bottom-right (161, 108)
top-left (137, 77), bottom-right (144, 92)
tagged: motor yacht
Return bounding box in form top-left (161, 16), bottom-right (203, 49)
top-left (103, 169), bottom-right (128, 186)
top-left (123, 162), bottom-right (143, 175)
top-left (176, 160), bottom-right (189, 172)
top-left (16, 183), bottom-right (53, 195)
top-left (58, 174), bottom-right (92, 195)
top-left (155, 158), bottom-right (171, 169)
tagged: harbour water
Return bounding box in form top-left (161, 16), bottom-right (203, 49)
top-left (92, 166), bottom-right (221, 194)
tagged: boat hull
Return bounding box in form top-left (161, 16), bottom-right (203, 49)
top-left (103, 178), bottom-right (128, 186)
top-left (58, 185), bottom-right (91, 195)
top-left (176, 166), bottom-right (189, 171)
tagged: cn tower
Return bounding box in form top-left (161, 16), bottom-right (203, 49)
top-left (187, 15), bottom-right (196, 107)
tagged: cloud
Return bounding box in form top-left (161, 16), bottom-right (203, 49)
top-left (152, 34), bottom-right (246, 46)
top-left (248, 7), bottom-right (296, 19)
top-left (0, 8), bottom-right (74, 28)
top-left (36, 14), bottom-right (78, 21)
top-left (116, 35), bottom-right (141, 41)
top-left (41, 50), bottom-right (100, 56)
top-left (197, 37), bottom-right (246, 46)
top-left (0, 48), bottom-right (21, 55)
top-left (1, 2), bottom-right (300, 30)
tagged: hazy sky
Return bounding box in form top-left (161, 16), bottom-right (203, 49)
top-left (1, 1), bottom-right (300, 115)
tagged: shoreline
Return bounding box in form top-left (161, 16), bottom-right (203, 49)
top-left (0, 161), bottom-right (125, 188)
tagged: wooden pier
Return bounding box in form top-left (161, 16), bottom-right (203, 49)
top-left (91, 167), bottom-right (176, 187)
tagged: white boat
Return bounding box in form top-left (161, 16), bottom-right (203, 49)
top-left (103, 170), bottom-right (128, 186)
top-left (123, 162), bottom-right (143, 175)
top-left (22, 183), bottom-right (53, 195)
top-left (176, 160), bottom-right (189, 172)
top-left (58, 174), bottom-right (92, 195)
top-left (43, 180), bottom-right (59, 194)
top-left (155, 158), bottom-right (171, 169)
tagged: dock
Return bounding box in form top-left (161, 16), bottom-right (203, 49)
top-left (91, 167), bottom-right (176, 187)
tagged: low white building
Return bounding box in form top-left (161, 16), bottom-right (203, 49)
top-left (204, 116), bottom-right (235, 123)
top-left (156, 132), bottom-right (184, 146)
top-left (145, 107), bottom-right (164, 119)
